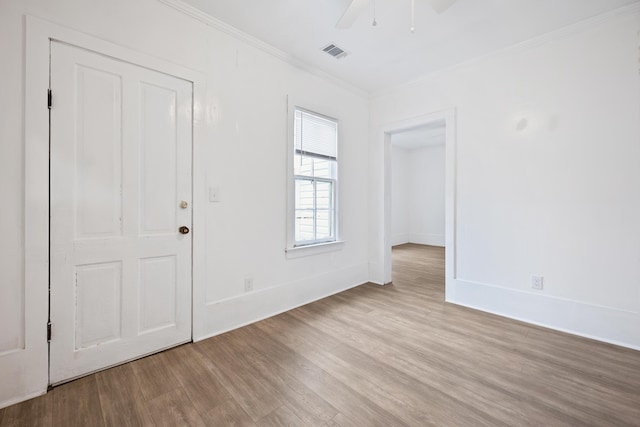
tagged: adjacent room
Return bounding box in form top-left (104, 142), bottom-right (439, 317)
top-left (1, 0), bottom-right (639, 425)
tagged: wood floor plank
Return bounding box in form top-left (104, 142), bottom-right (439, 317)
top-left (256, 405), bottom-right (309, 427)
top-left (194, 337), bottom-right (283, 421)
top-left (147, 389), bottom-right (206, 427)
top-left (289, 305), bottom-right (381, 355)
top-left (129, 351), bottom-right (182, 401)
top-left (271, 313), bottom-right (506, 426)
top-left (520, 360), bottom-right (640, 426)
top-left (159, 344), bottom-right (231, 414)
top-left (200, 398), bottom-right (256, 427)
top-left (0, 392), bottom-right (52, 427)
top-left (212, 332), bottom-right (339, 426)
top-left (288, 304), bottom-right (571, 426)
top-left (95, 363), bottom-right (154, 427)
top-left (52, 375), bottom-right (105, 427)
top-left (325, 413), bottom-right (358, 427)
top-left (241, 323), bottom-right (410, 427)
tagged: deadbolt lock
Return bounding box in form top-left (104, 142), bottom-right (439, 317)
top-left (180, 200), bottom-right (188, 209)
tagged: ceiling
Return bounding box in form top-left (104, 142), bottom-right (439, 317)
top-left (181, 0), bottom-right (639, 93)
top-left (391, 120), bottom-right (446, 150)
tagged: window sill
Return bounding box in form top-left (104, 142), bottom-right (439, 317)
top-left (285, 240), bottom-right (345, 259)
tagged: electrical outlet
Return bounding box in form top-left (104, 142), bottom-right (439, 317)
top-left (244, 276), bottom-right (253, 292)
top-left (209, 186), bottom-right (220, 202)
top-left (531, 275), bottom-right (543, 290)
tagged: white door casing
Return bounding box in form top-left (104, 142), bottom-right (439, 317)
top-left (49, 41), bottom-right (193, 383)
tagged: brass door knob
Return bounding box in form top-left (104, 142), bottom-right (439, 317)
top-left (179, 226), bottom-right (190, 235)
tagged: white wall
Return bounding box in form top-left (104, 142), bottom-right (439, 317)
top-left (370, 7), bottom-right (640, 349)
top-left (409, 145), bottom-right (446, 246)
top-left (391, 146), bottom-right (411, 245)
top-left (0, 0), bottom-right (370, 407)
top-left (391, 144), bottom-right (446, 247)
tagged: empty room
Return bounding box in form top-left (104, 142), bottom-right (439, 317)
top-left (1, 0), bottom-right (639, 425)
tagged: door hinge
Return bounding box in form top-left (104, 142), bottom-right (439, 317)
top-left (47, 321), bottom-right (52, 342)
top-left (47, 89), bottom-right (52, 109)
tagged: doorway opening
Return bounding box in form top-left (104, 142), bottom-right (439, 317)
top-left (389, 120), bottom-right (446, 295)
top-left (390, 120), bottom-right (446, 247)
top-left (381, 110), bottom-right (456, 302)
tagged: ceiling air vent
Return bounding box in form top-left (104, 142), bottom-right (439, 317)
top-left (322, 43), bottom-right (348, 59)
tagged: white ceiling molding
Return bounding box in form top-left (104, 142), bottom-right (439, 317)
top-left (156, 0), bottom-right (368, 97)
top-left (157, 0), bottom-right (288, 60)
top-left (372, 2), bottom-right (640, 98)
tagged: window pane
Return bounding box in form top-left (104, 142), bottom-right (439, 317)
top-left (313, 158), bottom-right (332, 179)
top-left (316, 181), bottom-right (332, 209)
top-left (294, 154), bottom-right (314, 176)
top-left (295, 155), bottom-right (336, 180)
top-left (295, 178), bottom-right (314, 210)
top-left (316, 210), bottom-right (333, 240)
top-left (295, 209), bottom-right (315, 242)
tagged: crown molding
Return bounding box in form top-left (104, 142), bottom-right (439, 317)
top-left (156, 0), bottom-right (368, 97)
top-left (157, 0), bottom-right (289, 61)
top-left (373, 2), bottom-right (640, 98)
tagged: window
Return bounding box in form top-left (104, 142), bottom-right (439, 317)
top-left (293, 108), bottom-right (338, 247)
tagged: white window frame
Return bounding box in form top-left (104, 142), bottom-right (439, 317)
top-left (286, 102), bottom-right (343, 258)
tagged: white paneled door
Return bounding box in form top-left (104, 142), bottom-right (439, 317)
top-left (49, 42), bottom-right (193, 384)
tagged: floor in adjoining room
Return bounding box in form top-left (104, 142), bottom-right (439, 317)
top-left (2, 243), bottom-right (640, 426)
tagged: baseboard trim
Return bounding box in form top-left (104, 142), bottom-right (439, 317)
top-left (409, 233), bottom-right (445, 247)
top-left (195, 262), bottom-right (369, 341)
top-left (391, 233), bottom-right (409, 246)
top-left (451, 278), bottom-right (640, 351)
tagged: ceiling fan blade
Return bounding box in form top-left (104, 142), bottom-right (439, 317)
top-left (426, 0), bottom-right (457, 13)
top-left (336, 0), bottom-right (372, 29)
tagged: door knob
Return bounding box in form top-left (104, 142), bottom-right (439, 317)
top-left (179, 226), bottom-right (190, 235)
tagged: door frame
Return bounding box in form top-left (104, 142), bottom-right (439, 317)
top-left (25, 16), bottom-right (208, 389)
top-left (378, 109), bottom-right (457, 300)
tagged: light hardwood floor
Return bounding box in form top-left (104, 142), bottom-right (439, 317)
top-left (2, 243), bottom-right (640, 426)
